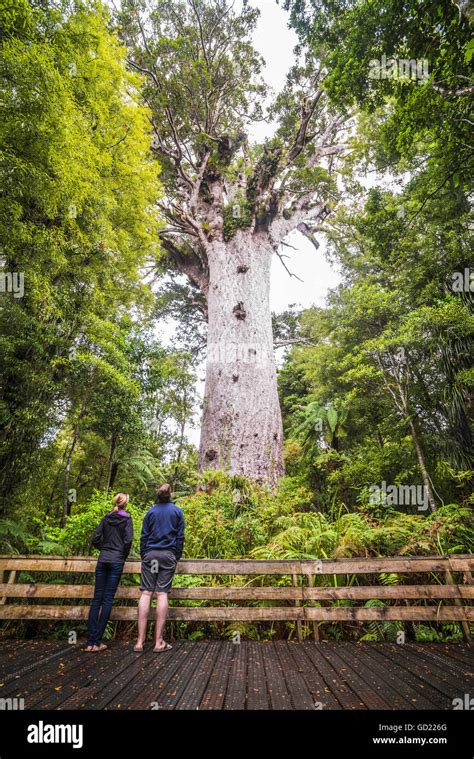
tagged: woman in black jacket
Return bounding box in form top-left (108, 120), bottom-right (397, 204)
top-left (85, 493), bottom-right (133, 652)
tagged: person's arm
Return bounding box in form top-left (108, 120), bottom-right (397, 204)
top-left (91, 518), bottom-right (104, 550)
top-left (123, 518), bottom-right (133, 560)
top-left (140, 512), bottom-right (150, 558)
top-left (175, 510), bottom-right (185, 561)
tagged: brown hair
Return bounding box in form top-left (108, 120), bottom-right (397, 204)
top-left (113, 492), bottom-right (129, 511)
top-left (156, 483), bottom-right (172, 503)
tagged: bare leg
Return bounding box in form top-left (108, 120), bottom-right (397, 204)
top-left (136, 591), bottom-right (153, 649)
top-left (154, 592), bottom-right (169, 649)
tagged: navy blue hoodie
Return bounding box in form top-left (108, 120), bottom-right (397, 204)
top-left (140, 501), bottom-right (185, 560)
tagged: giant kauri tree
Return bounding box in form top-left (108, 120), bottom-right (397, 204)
top-left (121, 0), bottom-right (347, 487)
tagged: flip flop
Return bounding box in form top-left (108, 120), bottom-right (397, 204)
top-left (153, 643), bottom-right (172, 653)
top-left (133, 644), bottom-right (144, 652)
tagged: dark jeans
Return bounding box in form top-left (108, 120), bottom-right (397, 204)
top-left (86, 561), bottom-right (124, 646)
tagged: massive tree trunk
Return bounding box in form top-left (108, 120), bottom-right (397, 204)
top-left (198, 230), bottom-right (284, 487)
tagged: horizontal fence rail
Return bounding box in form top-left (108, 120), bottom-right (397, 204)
top-left (1, 555), bottom-right (473, 573)
top-left (0, 554), bottom-right (472, 641)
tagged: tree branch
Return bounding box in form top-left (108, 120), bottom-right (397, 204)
top-left (160, 235), bottom-right (209, 295)
top-left (272, 246), bottom-right (303, 282)
top-left (432, 83), bottom-right (474, 97)
top-left (285, 89), bottom-right (324, 164)
top-left (274, 338), bottom-right (315, 348)
top-left (269, 202), bottom-right (331, 246)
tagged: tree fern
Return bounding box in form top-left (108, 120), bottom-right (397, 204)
top-left (360, 599), bottom-right (405, 642)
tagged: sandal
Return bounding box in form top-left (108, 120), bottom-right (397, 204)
top-left (134, 644), bottom-right (144, 652)
top-left (153, 642), bottom-right (172, 653)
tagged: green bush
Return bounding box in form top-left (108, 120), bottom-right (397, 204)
top-left (43, 490), bottom-right (147, 556)
top-left (3, 473), bottom-right (472, 642)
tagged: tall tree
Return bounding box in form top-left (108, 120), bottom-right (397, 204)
top-left (120, 0), bottom-right (346, 486)
top-left (0, 0), bottom-right (161, 513)
top-left (284, 0), bottom-right (473, 203)
top-left (279, 183), bottom-right (473, 513)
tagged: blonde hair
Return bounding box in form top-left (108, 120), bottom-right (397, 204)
top-left (113, 492), bottom-right (129, 511)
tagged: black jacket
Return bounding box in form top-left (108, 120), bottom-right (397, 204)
top-left (91, 511), bottom-right (133, 563)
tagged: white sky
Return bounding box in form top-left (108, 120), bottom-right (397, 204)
top-left (242, 0), bottom-right (343, 312)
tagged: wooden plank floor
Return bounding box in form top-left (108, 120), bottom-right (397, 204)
top-left (0, 640), bottom-right (472, 710)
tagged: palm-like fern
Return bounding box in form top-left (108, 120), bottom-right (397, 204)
top-left (360, 599), bottom-right (405, 642)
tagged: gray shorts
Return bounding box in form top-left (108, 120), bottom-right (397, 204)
top-left (140, 549), bottom-right (177, 594)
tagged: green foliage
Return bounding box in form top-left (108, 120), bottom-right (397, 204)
top-left (279, 175), bottom-right (472, 513)
top-left (177, 473), bottom-right (270, 558)
top-left (3, 471), bottom-right (473, 642)
top-left (413, 622), bottom-right (463, 643)
top-left (0, 0), bottom-right (162, 513)
top-left (222, 194), bottom-right (253, 240)
top-left (173, 473), bottom-right (474, 562)
top-left (0, 518), bottom-right (30, 553)
top-left (285, 0), bottom-right (473, 199)
top-left (0, 0), bottom-right (199, 521)
top-left (119, 0), bottom-right (267, 206)
top-left (414, 624), bottom-right (442, 643)
top-left (279, 2), bottom-right (472, 516)
top-left (360, 599), bottom-right (404, 642)
top-left (43, 490), bottom-right (146, 556)
top-left (222, 622), bottom-right (263, 641)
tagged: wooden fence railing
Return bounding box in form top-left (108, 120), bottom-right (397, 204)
top-left (0, 554), bottom-right (472, 641)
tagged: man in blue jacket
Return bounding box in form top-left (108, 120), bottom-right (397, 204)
top-left (134, 483), bottom-right (185, 652)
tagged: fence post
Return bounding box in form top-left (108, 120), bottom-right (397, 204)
top-left (305, 573), bottom-right (320, 642)
top-left (445, 564), bottom-right (471, 643)
top-left (292, 574), bottom-right (303, 642)
top-left (0, 570), bottom-right (17, 606)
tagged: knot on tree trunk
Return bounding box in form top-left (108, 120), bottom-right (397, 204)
top-left (232, 302), bottom-right (247, 320)
top-left (237, 265), bottom-right (249, 273)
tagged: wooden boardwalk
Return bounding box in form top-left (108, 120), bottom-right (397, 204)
top-left (0, 640), bottom-right (472, 710)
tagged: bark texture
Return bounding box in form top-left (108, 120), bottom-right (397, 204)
top-left (198, 231), bottom-right (284, 486)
